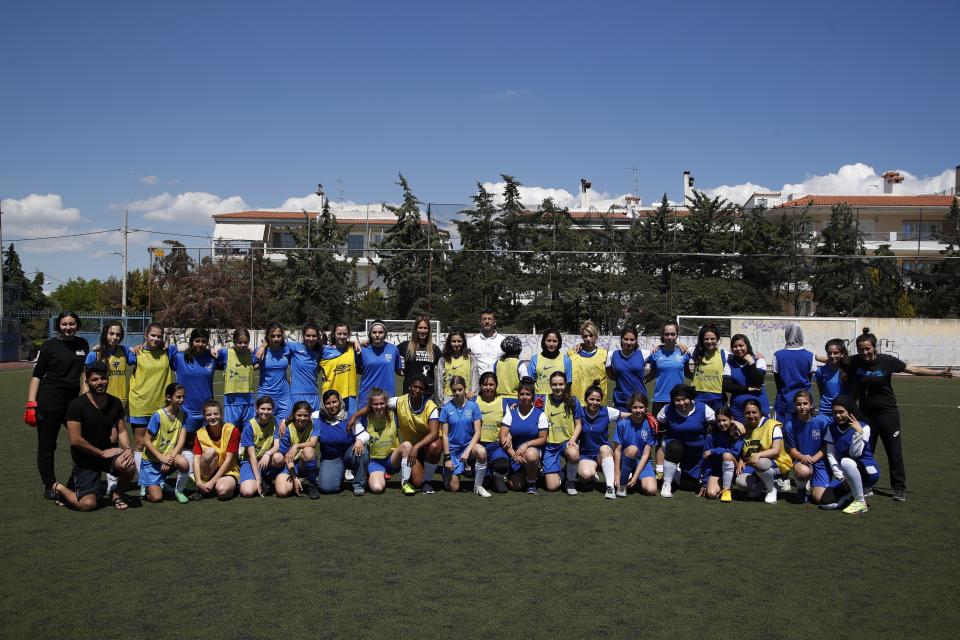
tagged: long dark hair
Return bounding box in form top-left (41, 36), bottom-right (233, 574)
top-left (184, 328), bottom-right (210, 363)
top-left (692, 323), bottom-right (721, 368)
top-left (442, 329), bottom-right (469, 362)
top-left (302, 322), bottom-right (324, 353)
top-left (548, 370), bottom-right (576, 416)
top-left (97, 321), bottom-right (125, 363)
top-left (540, 328), bottom-right (563, 358)
top-left (729, 333), bottom-right (755, 358)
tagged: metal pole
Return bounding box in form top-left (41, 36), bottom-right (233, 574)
top-left (249, 247), bottom-right (255, 329)
top-left (122, 209), bottom-right (128, 321)
top-left (0, 196), bottom-right (5, 325)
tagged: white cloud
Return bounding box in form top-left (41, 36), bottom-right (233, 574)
top-left (277, 194), bottom-right (366, 212)
top-left (126, 191), bottom-right (249, 223)
top-left (479, 181), bottom-right (634, 211)
top-left (1, 194), bottom-right (82, 233)
top-left (705, 163), bottom-right (956, 205)
top-left (496, 88), bottom-right (529, 98)
top-left (140, 175), bottom-right (158, 185)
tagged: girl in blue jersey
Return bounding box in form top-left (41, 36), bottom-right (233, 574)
top-left (524, 329), bottom-right (573, 397)
top-left (357, 320), bottom-right (403, 409)
top-left (287, 322), bottom-right (324, 412)
top-left (683, 324), bottom-right (726, 412)
top-left (309, 390), bottom-right (366, 495)
top-left (605, 326), bottom-right (651, 411)
top-left (239, 396), bottom-right (282, 497)
top-left (321, 322), bottom-right (361, 413)
top-left (771, 323), bottom-right (815, 419)
top-left (611, 392), bottom-right (658, 498)
top-left (701, 406), bottom-right (745, 502)
top-left (722, 333), bottom-right (769, 421)
top-left (216, 328), bottom-right (259, 427)
top-left (576, 382), bottom-right (629, 500)
top-left (440, 376), bottom-right (490, 497)
top-left (783, 390), bottom-right (831, 505)
top-left (821, 395), bottom-right (880, 514)
top-left (499, 380), bottom-right (548, 494)
top-left (657, 384), bottom-right (715, 498)
top-left (256, 322), bottom-right (293, 423)
top-left (354, 388), bottom-right (413, 494)
top-left (542, 371), bottom-right (582, 495)
top-left (272, 401), bottom-right (320, 499)
top-left (646, 321), bottom-right (687, 477)
top-left (814, 339), bottom-right (850, 414)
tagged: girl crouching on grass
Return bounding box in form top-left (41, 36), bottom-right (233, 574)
top-left (576, 381), bottom-right (629, 499)
top-left (612, 392), bottom-right (658, 497)
top-left (354, 388), bottom-right (413, 494)
top-left (820, 395), bottom-right (880, 515)
top-left (701, 406), bottom-right (745, 502)
top-left (734, 399), bottom-right (793, 505)
top-left (273, 401), bottom-right (320, 499)
top-left (499, 380), bottom-right (548, 494)
top-left (239, 396), bottom-right (282, 497)
top-left (784, 390), bottom-right (832, 505)
top-left (440, 376), bottom-right (490, 497)
top-left (191, 400), bottom-right (240, 500)
top-left (140, 383), bottom-right (190, 504)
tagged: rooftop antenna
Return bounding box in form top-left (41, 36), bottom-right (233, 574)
top-left (625, 167), bottom-right (639, 196)
top-left (336, 177), bottom-right (344, 202)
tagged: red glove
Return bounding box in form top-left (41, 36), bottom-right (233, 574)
top-left (534, 395), bottom-right (545, 410)
top-left (24, 401), bottom-right (39, 427)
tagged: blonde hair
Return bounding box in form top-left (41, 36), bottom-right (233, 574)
top-left (580, 320), bottom-right (599, 339)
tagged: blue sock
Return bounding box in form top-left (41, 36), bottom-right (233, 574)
top-left (303, 459), bottom-right (319, 484)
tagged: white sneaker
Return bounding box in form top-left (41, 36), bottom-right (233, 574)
top-left (474, 485), bottom-right (492, 498)
top-left (660, 483), bottom-right (673, 498)
top-left (775, 478), bottom-right (791, 492)
top-left (616, 486), bottom-right (627, 498)
top-left (565, 482), bottom-right (577, 496)
top-left (604, 486), bottom-right (616, 500)
top-left (764, 488), bottom-right (778, 504)
top-left (344, 469), bottom-right (354, 481)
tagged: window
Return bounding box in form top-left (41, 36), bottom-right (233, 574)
top-left (902, 260), bottom-right (933, 274)
top-left (901, 221), bottom-right (940, 241)
top-left (346, 234), bottom-right (365, 257)
top-left (270, 229), bottom-right (297, 249)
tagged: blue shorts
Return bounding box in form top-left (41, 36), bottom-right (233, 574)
top-left (224, 402), bottom-right (255, 427)
top-left (508, 445), bottom-right (541, 474)
top-left (239, 459), bottom-right (278, 484)
top-left (129, 415), bottom-right (151, 427)
top-left (368, 456), bottom-right (398, 475)
top-left (267, 394), bottom-right (291, 423)
top-left (620, 456), bottom-right (655, 481)
top-left (543, 441), bottom-right (572, 474)
top-left (291, 392), bottom-right (321, 413)
top-left (483, 441), bottom-right (508, 464)
top-left (578, 445), bottom-right (608, 462)
top-left (139, 459), bottom-right (175, 487)
top-left (662, 437), bottom-right (705, 479)
top-left (278, 461), bottom-right (311, 476)
top-left (183, 412), bottom-right (204, 432)
top-left (447, 443), bottom-right (471, 475)
top-left (810, 461), bottom-right (832, 488)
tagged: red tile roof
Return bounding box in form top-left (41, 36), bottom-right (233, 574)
top-left (774, 195), bottom-right (956, 208)
top-left (212, 210), bottom-right (434, 225)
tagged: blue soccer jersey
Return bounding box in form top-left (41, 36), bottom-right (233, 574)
top-left (578, 406), bottom-right (622, 456)
top-left (358, 344), bottom-right (402, 408)
top-left (502, 406), bottom-right (547, 447)
top-left (613, 415), bottom-right (657, 452)
top-left (288, 341), bottom-right (322, 395)
top-left (814, 364), bottom-right (849, 414)
top-left (170, 350), bottom-right (220, 418)
top-left (784, 413), bottom-right (831, 456)
top-left (772, 348), bottom-right (815, 415)
top-left (607, 348), bottom-right (649, 409)
top-left (258, 345), bottom-right (292, 401)
top-left (311, 415), bottom-right (353, 460)
top-left (439, 399), bottom-right (481, 449)
top-left (646, 347), bottom-right (686, 403)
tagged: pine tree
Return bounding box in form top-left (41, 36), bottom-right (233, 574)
top-left (921, 196), bottom-right (960, 316)
top-left (811, 202), bottom-right (868, 316)
top-left (2, 243), bottom-right (47, 311)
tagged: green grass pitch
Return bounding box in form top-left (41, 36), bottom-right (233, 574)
top-left (1, 369), bottom-right (958, 639)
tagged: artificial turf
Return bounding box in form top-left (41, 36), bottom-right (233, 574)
top-left (2, 369), bottom-right (958, 639)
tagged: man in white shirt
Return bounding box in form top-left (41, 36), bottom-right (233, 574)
top-left (466, 308), bottom-right (503, 376)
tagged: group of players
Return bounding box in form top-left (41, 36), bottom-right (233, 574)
top-left (25, 309), bottom-right (951, 514)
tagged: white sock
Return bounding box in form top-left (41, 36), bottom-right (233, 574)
top-left (175, 451), bottom-right (195, 493)
top-left (422, 462), bottom-right (437, 485)
top-left (566, 463), bottom-right (578, 484)
top-left (655, 464), bottom-right (664, 474)
top-left (840, 457), bottom-right (864, 501)
top-left (757, 462), bottom-right (777, 492)
top-left (721, 461), bottom-right (735, 490)
top-left (106, 473), bottom-right (118, 494)
top-left (134, 451), bottom-right (143, 481)
top-left (473, 462), bottom-right (487, 488)
top-left (662, 460), bottom-right (678, 487)
top-left (601, 456), bottom-right (615, 489)
top-left (400, 458), bottom-right (412, 484)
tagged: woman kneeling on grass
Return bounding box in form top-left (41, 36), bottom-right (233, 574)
top-left (191, 400), bottom-right (240, 501)
top-left (273, 401), bottom-right (320, 499)
top-left (140, 383), bottom-right (190, 504)
top-left (734, 399), bottom-right (793, 505)
top-left (819, 395), bottom-right (880, 515)
top-left (576, 381), bottom-right (629, 500)
top-left (612, 392), bottom-right (658, 498)
top-left (499, 380), bottom-right (548, 494)
top-left (440, 376), bottom-right (491, 497)
top-left (239, 396), bottom-right (282, 497)
top-left (474, 372), bottom-right (512, 492)
top-left (542, 370), bottom-right (582, 496)
top-left (783, 390), bottom-right (831, 505)
top-left (354, 388), bottom-right (412, 494)
top-left (700, 406), bottom-right (745, 502)
top-left (310, 390), bottom-right (366, 496)
top-left (657, 384), bottom-right (714, 498)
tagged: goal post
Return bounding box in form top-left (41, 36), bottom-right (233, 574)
top-left (364, 318), bottom-right (442, 345)
top-left (676, 315), bottom-right (860, 358)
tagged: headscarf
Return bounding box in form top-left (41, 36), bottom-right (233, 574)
top-left (830, 394), bottom-right (863, 428)
top-left (784, 323), bottom-right (805, 348)
top-left (318, 389), bottom-right (347, 423)
top-left (669, 384), bottom-right (697, 402)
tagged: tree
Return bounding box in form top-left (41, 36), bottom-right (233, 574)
top-left (2, 244), bottom-right (47, 312)
top-left (49, 278), bottom-right (106, 312)
top-left (497, 174), bottom-right (527, 326)
top-left (622, 194), bottom-right (680, 331)
top-left (376, 174), bottom-right (446, 319)
top-left (921, 196), bottom-right (960, 316)
top-left (811, 203), bottom-right (868, 316)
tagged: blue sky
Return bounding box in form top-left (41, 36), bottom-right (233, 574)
top-left (2, 0), bottom-right (957, 285)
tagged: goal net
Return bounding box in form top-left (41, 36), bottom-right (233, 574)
top-left (364, 319), bottom-right (442, 345)
top-left (676, 315), bottom-right (859, 358)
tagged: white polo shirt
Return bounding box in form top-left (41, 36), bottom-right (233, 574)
top-left (467, 331), bottom-right (503, 375)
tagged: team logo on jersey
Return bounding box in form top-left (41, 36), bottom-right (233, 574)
top-left (385, 354), bottom-right (392, 362)
top-left (811, 429), bottom-right (821, 440)
top-left (333, 363), bottom-right (351, 375)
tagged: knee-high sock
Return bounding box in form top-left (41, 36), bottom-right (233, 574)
top-left (400, 457), bottom-right (412, 484)
top-left (303, 459), bottom-right (319, 484)
top-left (566, 462), bottom-right (578, 484)
top-left (601, 456), bottom-right (615, 489)
top-left (175, 451), bottom-right (195, 493)
top-left (422, 462), bottom-right (437, 485)
top-left (134, 451), bottom-right (143, 485)
top-left (840, 457), bottom-right (864, 501)
top-left (662, 460), bottom-right (678, 487)
top-left (721, 461), bottom-right (735, 490)
top-left (756, 458), bottom-right (776, 492)
top-left (473, 462), bottom-right (487, 488)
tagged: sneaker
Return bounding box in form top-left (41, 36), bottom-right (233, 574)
top-left (401, 482), bottom-right (416, 496)
top-left (893, 488), bottom-right (907, 502)
top-left (43, 484), bottom-right (58, 501)
top-left (139, 485), bottom-right (146, 499)
top-left (604, 487), bottom-right (616, 500)
top-left (174, 491), bottom-right (190, 504)
top-left (720, 489), bottom-right (733, 503)
top-left (843, 499), bottom-right (869, 514)
top-left (819, 495), bottom-right (851, 511)
top-left (565, 482), bottom-right (578, 496)
top-left (474, 485), bottom-right (492, 498)
top-left (353, 486), bottom-right (365, 497)
top-left (660, 484), bottom-right (673, 498)
top-left (421, 482), bottom-right (435, 495)
top-left (616, 486), bottom-right (627, 498)
top-left (307, 483), bottom-right (321, 500)
top-left (262, 483), bottom-right (276, 497)
top-left (764, 489), bottom-right (778, 504)
top-left (863, 490), bottom-right (874, 498)
top-left (493, 475), bottom-right (508, 493)
top-left (525, 484), bottom-right (538, 495)
top-left (775, 478), bottom-right (791, 493)
top-left (344, 469), bottom-right (354, 481)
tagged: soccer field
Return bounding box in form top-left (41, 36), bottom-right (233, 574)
top-left (2, 368), bottom-right (958, 640)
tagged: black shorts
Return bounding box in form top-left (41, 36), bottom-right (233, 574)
top-left (69, 455), bottom-right (120, 499)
